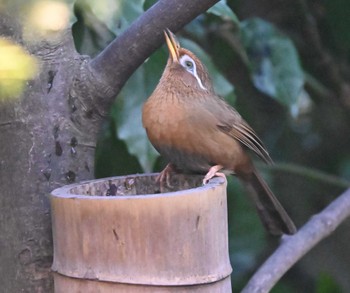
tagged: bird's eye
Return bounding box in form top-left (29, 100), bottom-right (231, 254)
top-left (179, 54), bottom-right (207, 90)
top-left (180, 55), bottom-right (195, 73)
top-left (185, 60), bottom-right (194, 69)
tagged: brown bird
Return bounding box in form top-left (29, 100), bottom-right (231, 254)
top-left (142, 29), bottom-right (296, 236)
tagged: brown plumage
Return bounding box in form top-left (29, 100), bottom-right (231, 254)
top-left (142, 29), bottom-right (296, 236)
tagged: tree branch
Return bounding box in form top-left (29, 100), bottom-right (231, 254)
top-left (259, 162), bottom-right (350, 189)
top-left (241, 187), bottom-right (350, 293)
top-left (89, 0), bottom-right (219, 99)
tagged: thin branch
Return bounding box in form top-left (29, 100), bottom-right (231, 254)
top-left (241, 188), bottom-right (350, 293)
top-left (258, 162), bottom-right (350, 189)
top-left (89, 0), bottom-right (219, 99)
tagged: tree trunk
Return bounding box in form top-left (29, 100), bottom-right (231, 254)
top-left (0, 23), bottom-right (103, 291)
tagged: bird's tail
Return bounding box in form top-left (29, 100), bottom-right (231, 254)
top-left (239, 169), bottom-right (297, 236)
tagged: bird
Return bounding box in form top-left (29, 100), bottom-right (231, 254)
top-left (142, 29), bottom-right (296, 236)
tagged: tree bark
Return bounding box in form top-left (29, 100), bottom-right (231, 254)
top-left (0, 0), bottom-right (219, 291)
top-left (0, 28), bottom-right (95, 292)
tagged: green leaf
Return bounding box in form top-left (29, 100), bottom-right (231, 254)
top-left (240, 18), bottom-right (304, 108)
top-left (207, 0), bottom-right (239, 24)
top-left (323, 0), bottom-right (350, 51)
top-left (316, 272), bottom-right (342, 293)
top-left (227, 178), bottom-right (266, 279)
top-left (78, 0), bottom-right (145, 35)
top-left (270, 283), bottom-right (296, 293)
top-left (94, 121), bottom-right (142, 178)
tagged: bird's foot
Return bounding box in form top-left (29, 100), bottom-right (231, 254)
top-left (203, 165), bottom-right (226, 184)
top-left (156, 163), bottom-right (176, 191)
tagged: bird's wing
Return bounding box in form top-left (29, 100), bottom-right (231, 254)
top-left (208, 99), bottom-right (273, 164)
top-left (217, 120), bottom-right (273, 164)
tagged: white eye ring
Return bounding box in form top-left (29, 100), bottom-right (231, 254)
top-left (184, 60), bottom-right (194, 71)
top-left (180, 55), bottom-right (195, 73)
top-left (179, 55), bottom-right (206, 90)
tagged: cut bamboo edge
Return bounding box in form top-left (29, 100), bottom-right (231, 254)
top-left (50, 173), bottom-right (233, 292)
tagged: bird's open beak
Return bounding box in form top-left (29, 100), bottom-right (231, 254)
top-left (164, 29), bottom-right (179, 62)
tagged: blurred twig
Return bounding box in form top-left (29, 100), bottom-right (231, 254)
top-left (241, 187), bottom-right (350, 293)
top-left (259, 162), bottom-right (350, 188)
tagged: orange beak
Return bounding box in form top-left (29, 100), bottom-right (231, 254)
top-left (164, 29), bottom-right (179, 62)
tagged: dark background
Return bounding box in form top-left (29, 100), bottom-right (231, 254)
top-left (1, 0), bottom-right (349, 292)
top-left (75, 1), bottom-right (350, 292)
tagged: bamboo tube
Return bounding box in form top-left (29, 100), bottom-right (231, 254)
top-left (50, 174), bottom-right (232, 292)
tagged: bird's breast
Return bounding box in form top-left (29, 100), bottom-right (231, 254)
top-left (142, 95), bottom-right (247, 173)
top-left (142, 97), bottom-right (192, 151)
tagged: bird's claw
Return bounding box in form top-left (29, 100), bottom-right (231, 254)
top-left (156, 163), bottom-right (176, 192)
top-left (202, 165), bottom-right (226, 185)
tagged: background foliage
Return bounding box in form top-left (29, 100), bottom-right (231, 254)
top-left (71, 0), bottom-right (350, 291)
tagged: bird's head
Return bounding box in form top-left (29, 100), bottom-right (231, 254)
top-left (162, 29), bottom-right (214, 94)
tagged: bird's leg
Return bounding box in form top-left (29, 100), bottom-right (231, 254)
top-left (203, 165), bottom-right (226, 185)
top-left (156, 163), bottom-right (176, 191)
